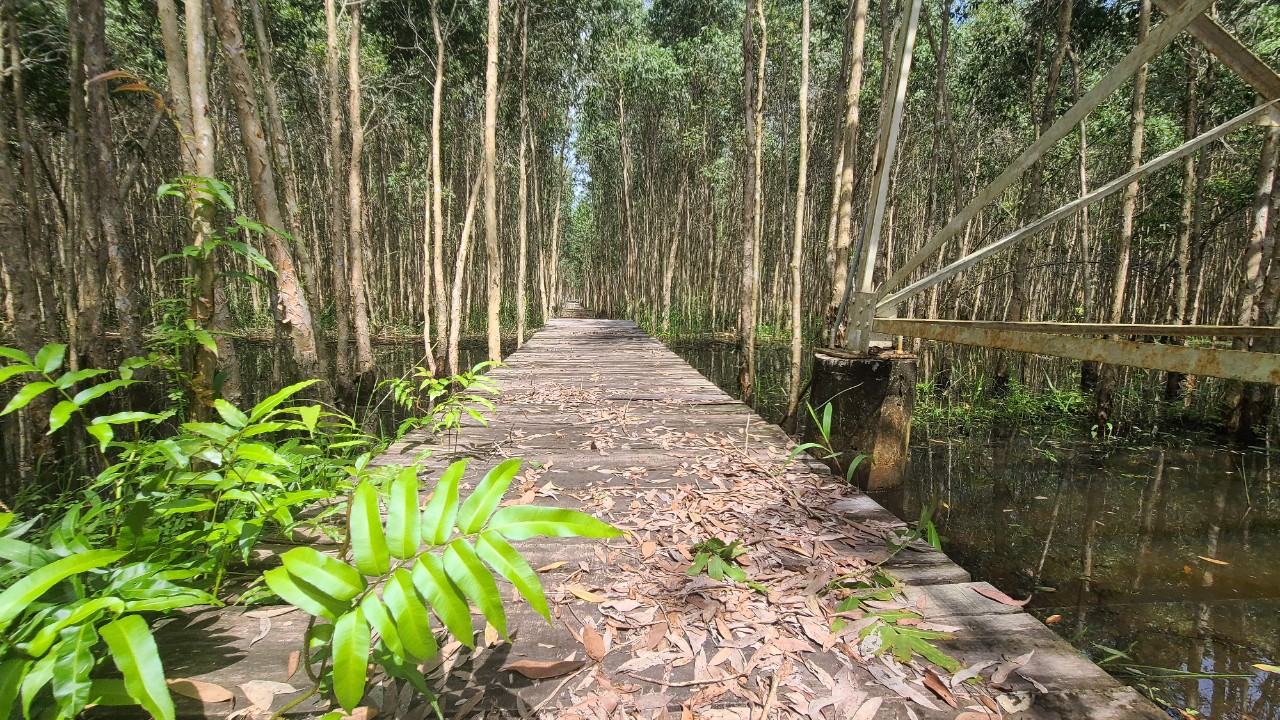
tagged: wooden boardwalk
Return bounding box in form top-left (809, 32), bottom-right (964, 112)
top-left (155, 319), bottom-right (1162, 719)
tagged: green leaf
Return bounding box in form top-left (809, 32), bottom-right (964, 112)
top-left (27, 597), bottom-right (126, 657)
top-left (21, 652), bottom-right (53, 719)
top-left (384, 569), bottom-right (437, 661)
top-left (279, 547), bottom-right (366, 603)
top-left (0, 549), bottom-right (125, 631)
top-left (298, 405), bottom-right (321, 433)
top-left (421, 461), bottom-right (464, 545)
top-left (263, 567), bottom-right (350, 620)
top-left (53, 368), bottom-right (109, 389)
top-left (214, 400), bottom-right (248, 428)
top-left (47, 401), bottom-right (79, 434)
top-left (487, 506), bottom-right (621, 541)
top-left (476, 530), bottom-right (548, 621)
top-left (94, 411), bottom-right (160, 425)
top-left (249, 380), bottom-right (320, 422)
top-left (350, 480), bottom-right (389, 576)
top-left (332, 608), bottom-right (371, 713)
top-left (1, 381), bottom-right (55, 416)
top-left (100, 615), bottom-right (175, 720)
top-left (360, 595), bottom-right (405, 660)
top-left (181, 422), bottom-right (236, 443)
top-left (72, 379), bottom-right (134, 406)
top-left (387, 467), bottom-right (422, 559)
top-left (52, 624), bottom-right (97, 718)
top-left (0, 658), bottom-right (25, 718)
top-left (455, 459), bottom-right (521, 534)
top-left (0, 365), bottom-right (36, 384)
top-left (86, 679), bottom-right (136, 707)
top-left (1255, 663), bottom-right (1280, 674)
top-left (0, 347), bottom-right (33, 365)
top-left (86, 423), bottom-right (114, 453)
top-left (34, 344), bottom-right (67, 374)
top-left (443, 539), bottom-right (506, 639)
top-left (235, 443), bottom-right (288, 466)
top-left (410, 554), bottom-right (473, 647)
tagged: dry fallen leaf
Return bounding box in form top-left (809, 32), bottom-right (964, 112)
top-left (1045, 614), bottom-right (1061, 624)
top-left (582, 625), bottom-right (607, 662)
top-left (641, 541), bottom-right (657, 559)
top-left (342, 707), bottom-right (378, 720)
top-left (991, 650), bottom-right (1036, 684)
top-left (564, 584), bottom-right (606, 603)
top-left (286, 651), bottom-right (300, 680)
top-left (1197, 556), bottom-right (1229, 566)
top-left (502, 658), bottom-right (587, 679)
top-left (244, 607), bottom-right (297, 619)
top-left (238, 681), bottom-right (297, 712)
top-left (922, 670), bottom-right (957, 708)
top-left (537, 561), bottom-right (567, 573)
top-left (972, 585), bottom-right (1031, 607)
top-left (168, 679), bottom-right (235, 704)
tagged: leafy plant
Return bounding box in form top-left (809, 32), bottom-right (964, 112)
top-left (379, 361), bottom-right (501, 439)
top-left (786, 401), bottom-right (869, 483)
top-left (686, 537), bottom-right (767, 594)
top-left (0, 510), bottom-right (213, 720)
top-left (827, 571), bottom-right (960, 672)
top-left (264, 457), bottom-right (621, 714)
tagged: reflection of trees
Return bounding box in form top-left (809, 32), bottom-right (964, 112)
top-left (1132, 451), bottom-right (1164, 591)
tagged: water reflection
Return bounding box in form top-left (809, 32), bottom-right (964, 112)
top-left (667, 338), bottom-right (1280, 720)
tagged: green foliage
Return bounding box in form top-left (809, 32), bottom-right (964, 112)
top-left (0, 343), bottom-right (367, 719)
top-left (379, 362), bottom-right (501, 439)
top-left (828, 571), bottom-right (961, 673)
top-left (265, 458), bottom-right (621, 713)
top-left (785, 401), bottom-right (869, 483)
top-left (686, 537), bottom-right (767, 594)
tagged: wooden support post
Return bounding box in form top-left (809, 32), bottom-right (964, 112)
top-left (803, 350), bottom-right (916, 491)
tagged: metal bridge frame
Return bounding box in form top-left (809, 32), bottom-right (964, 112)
top-left (832, 0), bottom-right (1280, 385)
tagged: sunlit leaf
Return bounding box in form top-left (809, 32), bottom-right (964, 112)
top-left (332, 608), bottom-right (371, 713)
top-left (421, 461), bottom-right (464, 545)
top-left (384, 569), bottom-right (437, 661)
top-left (350, 480), bottom-right (389, 577)
top-left (410, 555), bottom-right (473, 647)
top-left (1, 381), bottom-right (55, 416)
top-left (34, 344), bottom-right (67, 374)
top-left (387, 467), bottom-right (422, 559)
top-left (0, 549), bottom-right (125, 632)
top-left (443, 539), bottom-right (506, 639)
top-left (487, 506), bottom-right (621, 541)
top-left (477, 530), bottom-right (548, 621)
top-left (100, 615), bottom-right (175, 720)
top-left (456, 459), bottom-right (521, 534)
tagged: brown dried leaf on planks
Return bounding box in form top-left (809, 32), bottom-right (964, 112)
top-left (972, 585), bottom-right (1031, 607)
top-left (563, 584), bottom-right (606, 603)
top-left (923, 670), bottom-right (957, 708)
top-left (582, 624), bottom-right (607, 662)
top-left (167, 679), bottom-right (235, 703)
top-left (502, 658), bottom-right (587, 679)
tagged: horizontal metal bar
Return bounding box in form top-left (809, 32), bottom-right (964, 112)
top-left (877, 100), bottom-right (1278, 311)
top-left (874, 318), bottom-right (1280, 385)
top-left (877, 0), bottom-right (1214, 300)
top-left (868, 319), bottom-right (1280, 339)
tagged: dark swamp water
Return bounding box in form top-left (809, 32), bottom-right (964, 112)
top-left (669, 338), bottom-right (1280, 720)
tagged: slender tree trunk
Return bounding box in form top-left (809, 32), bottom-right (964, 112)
top-left (211, 0), bottom-right (323, 382)
top-left (737, 0), bottom-right (763, 400)
top-left (347, 3), bottom-right (374, 379)
top-left (430, 1), bottom-right (448, 360)
top-left (1166, 46), bottom-right (1200, 401)
top-left (483, 0), bottom-right (502, 362)
top-left (1224, 125), bottom-right (1280, 437)
top-left (995, 0), bottom-right (1074, 393)
top-left (785, 0), bottom-right (811, 427)
top-left (515, 1), bottom-right (529, 347)
top-left (449, 172), bottom-right (486, 375)
top-left (83, 0), bottom-right (143, 360)
top-left (824, 0), bottom-right (869, 341)
top-left (326, 0), bottom-right (350, 383)
top-left (1096, 0), bottom-right (1150, 427)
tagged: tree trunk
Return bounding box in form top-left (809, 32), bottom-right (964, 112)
top-left (483, 0), bottom-right (502, 362)
top-left (347, 2), bottom-right (375, 380)
top-left (430, 1), bottom-right (448, 361)
top-left (211, 0), bottom-right (323, 382)
top-left (325, 0), bottom-right (350, 385)
top-left (737, 0), bottom-right (764, 400)
top-left (83, 0), bottom-right (143, 360)
top-left (785, 0), bottom-right (811, 427)
top-left (449, 172), bottom-right (486, 375)
top-left (1095, 0), bottom-right (1150, 427)
top-left (824, 0), bottom-right (869, 342)
top-left (516, 1), bottom-right (529, 347)
top-left (1165, 46), bottom-right (1200, 402)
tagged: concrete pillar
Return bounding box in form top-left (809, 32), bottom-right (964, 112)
top-left (801, 350), bottom-right (916, 491)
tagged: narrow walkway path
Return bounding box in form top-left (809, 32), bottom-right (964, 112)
top-left (380, 319), bottom-right (1162, 719)
top-left (155, 319), bottom-right (1162, 719)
